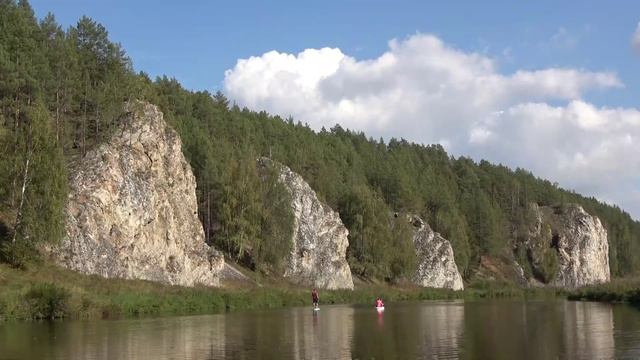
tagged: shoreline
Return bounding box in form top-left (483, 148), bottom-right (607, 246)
top-left (3, 263), bottom-right (637, 322)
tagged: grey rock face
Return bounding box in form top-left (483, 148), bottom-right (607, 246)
top-left (526, 204), bottom-right (610, 288)
top-left (259, 158), bottom-right (354, 290)
top-left (410, 216), bottom-right (464, 290)
top-left (50, 102), bottom-right (224, 286)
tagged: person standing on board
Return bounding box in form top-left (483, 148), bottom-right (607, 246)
top-left (312, 288), bottom-right (319, 309)
top-left (376, 297), bottom-right (384, 308)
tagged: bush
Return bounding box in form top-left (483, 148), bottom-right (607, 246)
top-left (24, 283), bottom-right (70, 319)
top-left (0, 241), bottom-right (37, 269)
top-left (0, 297), bottom-right (5, 320)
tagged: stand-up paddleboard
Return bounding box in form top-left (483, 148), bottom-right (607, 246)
top-left (313, 307), bottom-right (320, 311)
top-left (376, 306), bottom-right (385, 312)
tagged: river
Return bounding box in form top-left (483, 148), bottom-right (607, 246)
top-left (1, 299), bottom-right (639, 359)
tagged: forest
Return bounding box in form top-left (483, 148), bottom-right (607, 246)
top-left (1, 0), bottom-right (639, 283)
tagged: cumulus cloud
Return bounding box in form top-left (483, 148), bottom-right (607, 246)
top-left (224, 34), bottom-right (640, 219)
top-left (633, 22), bottom-right (640, 52)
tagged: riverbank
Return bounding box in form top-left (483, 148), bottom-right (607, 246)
top-left (567, 278), bottom-right (640, 304)
top-left (0, 263), bottom-right (564, 321)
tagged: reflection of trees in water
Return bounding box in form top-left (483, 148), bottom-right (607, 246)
top-left (462, 300), bottom-right (615, 360)
top-left (612, 304), bottom-right (640, 359)
top-left (30, 307), bottom-right (354, 359)
top-left (563, 301), bottom-right (614, 360)
top-left (415, 301), bottom-right (465, 357)
top-left (290, 307), bottom-right (354, 360)
top-left (7, 300), bottom-right (640, 359)
top-left (352, 301), bottom-right (464, 359)
top-left (463, 301), bottom-right (565, 359)
top-left (32, 315), bottom-right (228, 359)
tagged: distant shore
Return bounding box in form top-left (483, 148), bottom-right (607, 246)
top-left (3, 263), bottom-right (636, 322)
top-left (567, 278), bottom-right (640, 304)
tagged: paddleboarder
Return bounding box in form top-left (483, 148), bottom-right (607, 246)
top-left (312, 288), bottom-right (319, 309)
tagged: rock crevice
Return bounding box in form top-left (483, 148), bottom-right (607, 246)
top-left (522, 203), bottom-right (609, 288)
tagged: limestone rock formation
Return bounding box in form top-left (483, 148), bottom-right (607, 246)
top-left (410, 216), bottom-right (464, 290)
top-left (522, 203), bottom-right (609, 288)
top-left (258, 158), bottom-right (354, 290)
top-left (50, 102), bottom-right (224, 286)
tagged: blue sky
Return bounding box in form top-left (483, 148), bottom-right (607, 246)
top-left (30, 1), bottom-right (639, 106)
top-left (30, 1), bottom-right (640, 219)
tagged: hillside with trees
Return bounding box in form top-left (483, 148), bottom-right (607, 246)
top-left (1, 0), bottom-right (639, 282)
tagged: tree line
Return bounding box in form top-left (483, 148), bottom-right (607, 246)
top-left (1, 0), bottom-right (638, 281)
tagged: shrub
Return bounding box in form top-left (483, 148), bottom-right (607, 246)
top-left (0, 297), bottom-right (5, 320)
top-left (0, 240), bottom-right (38, 269)
top-left (24, 283), bottom-right (70, 320)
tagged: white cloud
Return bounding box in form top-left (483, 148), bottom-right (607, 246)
top-left (632, 22), bottom-right (640, 52)
top-left (224, 34), bottom-right (640, 219)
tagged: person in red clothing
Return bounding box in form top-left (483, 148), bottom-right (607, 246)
top-left (375, 297), bottom-right (384, 308)
top-left (311, 288), bottom-right (319, 309)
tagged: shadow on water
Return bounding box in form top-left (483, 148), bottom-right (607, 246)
top-left (1, 300), bottom-right (640, 359)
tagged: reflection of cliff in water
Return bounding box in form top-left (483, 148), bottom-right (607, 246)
top-left (0, 315), bottom-right (228, 359)
top-left (463, 300), bottom-right (566, 359)
top-left (612, 304), bottom-right (640, 359)
top-left (2, 300), bottom-right (640, 359)
top-left (563, 301), bottom-right (614, 360)
top-left (416, 300), bottom-right (465, 357)
top-left (462, 300), bottom-right (615, 359)
top-left (290, 307), bottom-right (354, 360)
top-left (351, 300), bottom-right (464, 359)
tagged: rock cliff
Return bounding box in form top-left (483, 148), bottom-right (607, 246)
top-left (259, 158), bottom-right (354, 290)
top-left (521, 203), bottom-right (609, 288)
top-left (50, 102), bottom-right (224, 286)
top-left (410, 216), bottom-right (464, 290)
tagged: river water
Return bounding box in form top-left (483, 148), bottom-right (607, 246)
top-left (1, 299), bottom-right (640, 359)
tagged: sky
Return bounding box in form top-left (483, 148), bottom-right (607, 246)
top-left (30, 0), bottom-right (640, 219)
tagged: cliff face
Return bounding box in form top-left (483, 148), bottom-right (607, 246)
top-left (50, 102), bottom-right (224, 286)
top-left (523, 204), bottom-right (610, 288)
top-left (259, 158), bottom-right (354, 290)
top-left (410, 216), bottom-right (464, 290)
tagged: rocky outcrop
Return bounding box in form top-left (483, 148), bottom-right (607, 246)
top-left (410, 216), bottom-right (464, 290)
top-left (522, 203), bottom-right (609, 288)
top-left (50, 102), bottom-right (224, 286)
top-left (259, 158), bottom-right (353, 290)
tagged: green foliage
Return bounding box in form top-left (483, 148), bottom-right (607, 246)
top-left (0, 264), bottom-right (573, 322)
top-left (389, 215), bottom-right (418, 280)
top-left (0, 0), bottom-right (129, 266)
top-left (539, 249), bottom-right (559, 283)
top-left (1, 0), bottom-right (639, 283)
top-left (568, 277), bottom-right (640, 305)
top-left (254, 166), bottom-right (294, 273)
top-left (24, 282), bottom-right (70, 319)
top-left (522, 224), bottom-right (560, 283)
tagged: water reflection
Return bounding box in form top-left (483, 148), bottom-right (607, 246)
top-left (221, 305), bottom-right (353, 359)
top-left (563, 301), bottom-right (614, 360)
top-left (461, 300), bottom-right (619, 360)
top-left (416, 301), bottom-right (464, 358)
top-left (290, 306), bottom-right (353, 360)
top-left (351, 300), bottom-right (464, 359)
top-left (613, 304), bottom-right (640, 359)
top-left (1, 300), bottom-right (639, 359)
top-left (0, 315), bottom-right (228, 359)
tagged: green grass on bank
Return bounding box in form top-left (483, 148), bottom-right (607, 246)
top-left (567, 278), bottom-right (640, 304)
top-left (0, 263), bottom-right (570, 322)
